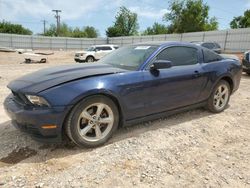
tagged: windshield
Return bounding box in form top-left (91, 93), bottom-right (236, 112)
top-left (86, 46), bottom-right (95, 51)
top-left (99, 45), bottom-right (159, 70)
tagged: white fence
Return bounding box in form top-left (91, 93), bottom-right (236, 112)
top-left (1, 28), bottom-right (250, 52)
top-left (0, 34), bottom-right (107, 50)
top-left (108, 28), bottom-right (250, 52)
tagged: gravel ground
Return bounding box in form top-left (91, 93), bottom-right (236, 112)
top-left (0, 51), bottom-right (249, 187)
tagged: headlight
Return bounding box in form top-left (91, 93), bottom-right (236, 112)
top-left (26, 95), bottom-right (50, 107)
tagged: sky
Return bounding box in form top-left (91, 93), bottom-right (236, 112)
top-left (0, 0), bottom-right (249, 36)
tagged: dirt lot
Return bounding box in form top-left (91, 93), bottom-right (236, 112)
top-left (0, 51), bottom-right (249, 187)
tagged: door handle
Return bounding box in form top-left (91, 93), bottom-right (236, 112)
top-left (194, 70), bottom-right (201, 77)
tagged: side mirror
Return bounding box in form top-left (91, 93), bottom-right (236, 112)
top-left (150, 60), bottom-right (172, 71)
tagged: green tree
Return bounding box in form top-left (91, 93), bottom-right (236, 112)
top-left (72, 27), bottom-right (87, 38)
top-left (230, 10), bottom-right (250, 29)
top-left (106, 6), bottom-right (139, 37)
top-left (58, 23), bottom-right (73, 37)
top-left (44, 23), bottom-right (99, 38)
top-left (143, 22), bottom-right (168, 35)
top-left (84, 26), bottom-right (99, 38)
top-left (106, 27), bottom-right (120, 37)
top-left (0, 21), bottom-right (32, 35)
top-left (163, 0), bottom-right (218, 33)
top-left (43, 24), bottom-right (57, 36)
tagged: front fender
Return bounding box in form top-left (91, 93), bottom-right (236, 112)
top-left (39, 76), bottom-right (126, 118)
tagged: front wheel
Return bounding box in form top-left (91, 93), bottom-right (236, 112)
top-left (65, 96), bottom-right (119, 147)
top-left (206, 80), bottom-right (231, 113)
top-left (86, 56), bottom-right (94, 62)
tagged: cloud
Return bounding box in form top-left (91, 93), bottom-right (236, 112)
top-left (1, 0), bottom-right (169, 22)
top-left (0, 0), bottom-right (119, 21)
top-left (245, 0), bottom-right (250, 8)
top-left (129, 6), bottom-right (169, 19)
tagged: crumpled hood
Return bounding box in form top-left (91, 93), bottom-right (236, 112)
top-left (8, 63), bottom-right (126, 93)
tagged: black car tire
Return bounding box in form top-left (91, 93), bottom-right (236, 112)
top-left (86, 56), bottom-right (95, 62)
top-left (206, 80), bottom-right (231, 113)
top-left (65, 95), bottom-right (119, 148)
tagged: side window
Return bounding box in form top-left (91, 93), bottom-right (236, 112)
top-left (214, 43), bottom-right (221, 48)
top-left (102, 46), bottom-right (112, 50)
top-left (156, 46), bottom-right (198, 66)
top-left (203, 49), bottom-right (222, 63)
top-left (202, 43), bottom-right (215, 49)
top-left (96, 46), bottom-right (104, 51)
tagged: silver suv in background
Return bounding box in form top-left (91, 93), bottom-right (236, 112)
top-left (74, 45), bottom-right (119, 63)
top-left (192, 41), bottom-right (222, 54)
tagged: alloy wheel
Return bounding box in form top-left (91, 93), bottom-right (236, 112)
top-left (213, 84), bottom-right (229, 111)
top-left (77, 103), bottom-right (114, 142)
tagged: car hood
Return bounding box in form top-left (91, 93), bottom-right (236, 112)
top-left (75, 50), bottom-right (95, 54)
top-left (75, 50), bottom-right (87, 54)
top-left (8, 63), bottom-right (126, 93)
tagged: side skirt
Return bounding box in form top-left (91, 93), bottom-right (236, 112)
top-left (124, 101), bottom-right (207, 127)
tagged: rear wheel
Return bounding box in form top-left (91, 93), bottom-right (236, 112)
top-left (207, 80), bottom-right (231, 113)
top-left (65, 95), bottom-right (119, 147)
top-left (86, 56), bottom-right (94, 62)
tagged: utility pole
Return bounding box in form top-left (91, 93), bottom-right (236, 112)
top-left (41, 20), bottom-right (47, 35)
top-left (52, 9), bottom-right (62, 36)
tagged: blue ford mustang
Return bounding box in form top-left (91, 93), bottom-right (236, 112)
top-left (4, 42), bottom-right (242, 147)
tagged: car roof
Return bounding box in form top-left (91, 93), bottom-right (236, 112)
top-left (131, 41), bottom-right (200, 49)
top-left (93, 44), bottom-right (118, 47)
top-left (191, 41), bottom-right (220, 45)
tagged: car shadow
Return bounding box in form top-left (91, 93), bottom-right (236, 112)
top-left (0, 107), bottom-right (214, 167)
top-left (108, 108), bottom-right (213, 144)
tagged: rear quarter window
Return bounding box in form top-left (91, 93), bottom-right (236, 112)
top-left (214, 43), bottom-right (221, 48)
top-left (203, 49), bottom-right (223, 63)
top-left (202, 43), bottom-right (215, 49)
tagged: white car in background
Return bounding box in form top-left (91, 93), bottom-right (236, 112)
top-left (74, 45), bottom-right (119, 63)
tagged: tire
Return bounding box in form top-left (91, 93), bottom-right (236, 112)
top-left (86, 56), bottom-right (94, 62)
top-left (247, 72), bottom-right (250, 76)
top-left (65, 95), bottom-right (119, 148)
top-left (207, 80), bottom-right (231, 113)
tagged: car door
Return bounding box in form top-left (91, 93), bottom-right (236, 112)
top-left (95, 47), bottom-right (105, 59)
top-left (102, 46), bottom-right (113, 57)
top-left (142, 46), bottom-right (206, 115)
